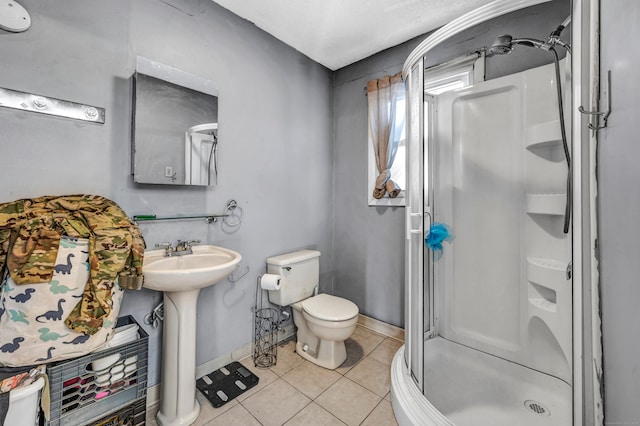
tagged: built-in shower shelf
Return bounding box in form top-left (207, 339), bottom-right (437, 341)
top-left (529, 297), bottom-right (556, 312)
top-left (527, 257), bottom-right (568, 287)
top-left (526, 193), bottom-right (565, 216)
top-left (525, 120), bottom-right (561, 150)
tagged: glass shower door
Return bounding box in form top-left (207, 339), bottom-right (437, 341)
top-left (404, 58), bottom-right (425, 391)
top-left (404, 58), bottom-right (436, 393)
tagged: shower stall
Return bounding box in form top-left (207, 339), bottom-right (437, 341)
top-left (390, 0), bottom-right (602, 425)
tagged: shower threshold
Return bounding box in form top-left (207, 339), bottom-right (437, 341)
top-left (423, 337), bottom-right (572, 426)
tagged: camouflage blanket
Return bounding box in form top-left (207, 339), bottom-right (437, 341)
top-left (0, 195), bottom-right (144, 335)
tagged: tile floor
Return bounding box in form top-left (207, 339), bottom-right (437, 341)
top-left (147, 325), bottom-right (403, 425)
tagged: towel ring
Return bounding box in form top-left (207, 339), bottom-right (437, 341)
top-left (223, 200), bottom-right (243, 227)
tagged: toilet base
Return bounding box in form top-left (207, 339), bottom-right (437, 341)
top-left (295, 339), bottom-right (347, 370)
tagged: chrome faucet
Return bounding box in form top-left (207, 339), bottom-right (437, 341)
top-left (175, 239), bottom-right (200, 254)
top-left (155, 240), bottom-right (201, 257)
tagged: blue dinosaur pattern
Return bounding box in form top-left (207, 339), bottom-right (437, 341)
top-left (54, 253), bottom-right (75, 275)
top-left (38, 327), bottom-right (69, 342)
top-left (9, 309), bottom-right (29, 324)
top-left (0, 238), bottom-right (122, 364)
top-left (63, 334), bottom-right (90, 345)
top-left (49, 280), bottom-right (78, 295)
top-left (0, 337), bottom-right (24, 353)
top-left (35, 298), bottom-right (66, 323)
top-left (59, 238), bottom-right (79, 249)
top-left (36, 346), bottom-right (56, 362)
top-left (9, 288), bottom-right (36, 303)
top-left (2, 281), bottom-right (14, 293)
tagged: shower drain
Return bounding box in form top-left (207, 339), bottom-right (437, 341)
top-left (524, 400), bottom-right (551, 416)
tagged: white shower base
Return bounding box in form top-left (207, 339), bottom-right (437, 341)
top-left (391, 338), bottom-right (572, 426)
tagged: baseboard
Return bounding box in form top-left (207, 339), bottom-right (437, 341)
top-left (357, 314), bottom-right (404, 342)
top-left (146, 384), bottom-right (160, 410)
top-left (146, 323), bottom-right (295, 408)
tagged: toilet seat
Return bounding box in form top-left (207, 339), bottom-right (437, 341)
top-left (301, 293), bottom-right (359, 322)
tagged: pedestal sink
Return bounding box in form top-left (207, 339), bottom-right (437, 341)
top-left (143, 245), bottom-right (241, 426)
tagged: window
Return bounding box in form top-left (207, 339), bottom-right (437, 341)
top-left (367, 53), bottom-right (484, 207)
top-left (367, 73), bottom-right (405, 206)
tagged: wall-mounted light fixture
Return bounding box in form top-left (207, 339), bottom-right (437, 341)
top-left (0, 87), bottom-right (106, 124)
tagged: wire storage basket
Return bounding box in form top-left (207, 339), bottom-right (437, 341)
top-left (252, 276), bottom-right (278, 368)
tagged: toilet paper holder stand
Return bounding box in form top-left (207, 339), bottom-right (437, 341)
top-left (252, 275), bottom-right (279, 368)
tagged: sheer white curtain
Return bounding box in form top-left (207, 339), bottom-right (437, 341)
top-left (367, 72), bottom-right (405, 199)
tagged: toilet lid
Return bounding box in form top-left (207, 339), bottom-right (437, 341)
top-left (302, 293), bottom-right (359, 322)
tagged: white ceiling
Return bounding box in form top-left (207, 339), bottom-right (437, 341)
top-left (211, 0), bottom-right (496, 70)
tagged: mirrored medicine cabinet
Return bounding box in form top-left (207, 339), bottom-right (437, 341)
top-left (132, 57), bottom-right (219, 186)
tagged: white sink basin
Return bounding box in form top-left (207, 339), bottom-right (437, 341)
top-left (143, 244), bottom-right (242, 425)
top-left (143, 245), bottom-right (241, 292)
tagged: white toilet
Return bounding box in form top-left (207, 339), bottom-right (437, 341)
top-left (267, 250), bottom-right (359, 369)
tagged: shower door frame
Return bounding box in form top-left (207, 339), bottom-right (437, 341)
top-left (404, 56), bottom-right (427, 393)
top-left (570, 0), bottom-right (602, 423)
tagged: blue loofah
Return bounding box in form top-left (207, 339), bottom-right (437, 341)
top-left (425, 222), bottom-right (454, 260)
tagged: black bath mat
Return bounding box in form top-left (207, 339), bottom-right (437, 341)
top-left (196, 361), bottom-right (259, 408)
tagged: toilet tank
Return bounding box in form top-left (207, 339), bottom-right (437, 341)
top-left (266, 250), bottom-right (320, 306)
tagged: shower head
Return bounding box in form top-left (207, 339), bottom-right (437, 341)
top-left (489, 34), bottom-right (514, 55)
top-left (488, 34), bottom-right (550, 55)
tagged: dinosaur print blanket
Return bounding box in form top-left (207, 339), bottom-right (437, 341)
top-left (0, 237), bottom-right (123, 367)
top-left (0, 194), bottom-right (145, 335)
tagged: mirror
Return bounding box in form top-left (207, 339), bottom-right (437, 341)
top-left (132, 58), bottom-right (219, 186)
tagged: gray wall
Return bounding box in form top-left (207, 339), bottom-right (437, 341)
top-left (600, 1), bottom-right (640, 424)
top-left (0, 0), bottom-right (332, 385)
top-left (331, 1), bottom-right (570, 327)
